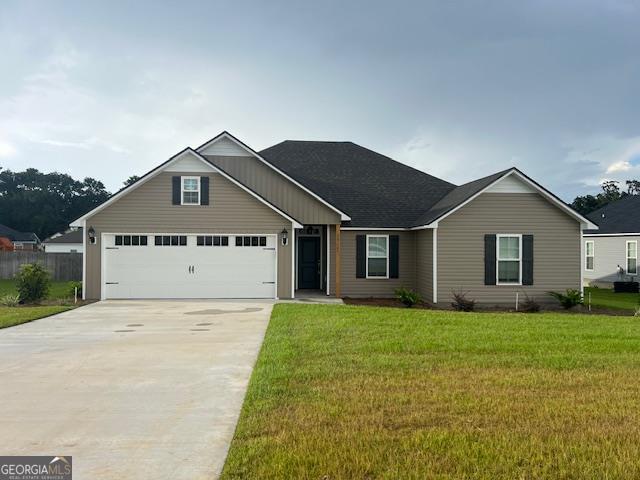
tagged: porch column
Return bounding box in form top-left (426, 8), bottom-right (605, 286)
top-left (335, 223), bottom-right (341, 297)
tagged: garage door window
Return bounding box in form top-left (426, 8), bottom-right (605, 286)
top-left (197, 235), bottom-right (229, 246)
top-left (235, 236), bottom-right (267, 247)
top-left (154, 235), bottom-right (187, 246)
top-left (115, 235), bottom-right (148, 246)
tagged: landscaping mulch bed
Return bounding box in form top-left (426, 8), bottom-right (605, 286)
top-left (343, 297), bottom-right (633, 316)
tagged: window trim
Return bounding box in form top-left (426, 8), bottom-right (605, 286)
top-left (496, 234), bottom-right (522, 286)
top-left (181, 176), bottom-right (200, 205)
top-left (365, 234), bottom-right (389, 279)
top-left (626, 240), bottom-right (637, 275)
top-left (585, 240), bottom-right (594, 272)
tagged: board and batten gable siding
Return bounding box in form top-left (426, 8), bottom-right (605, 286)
top-left (415, 229), bottom-right (434, 303)
top-left (204, 155), bottom-right (341, 225)
top-left (328, 229), bottom-right (416, 297)
top-left (583, 235), bottom-right (640, 285)
top-left (84, 171), bottom-right (293, 299)
top-left (436, 192), bottom-right (581, 305)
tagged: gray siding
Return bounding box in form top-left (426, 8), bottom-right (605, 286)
top-left (205, 155), bottom-right (341, 225)
top-left (84, 171), bottom-right (293, 299)
top-left (330, 230), bottom-right (416, 297)
top-left (584, 235), bottom-right (640, 285)
top-left (415, 229), bottom-right (434, 303)
top-left (437, 192), bottom-right (581, 305)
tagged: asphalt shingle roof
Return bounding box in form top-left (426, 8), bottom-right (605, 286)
top-left (410, 169), bottom-right (512, 227)
top-left (0, 224), bottom-right (39, 242)
top-left (260, 141), bottom-right (456, 228)
top-left (585, 195), bottom-right (640, 234)
top-left (44, 229), bottom-right (83, 244)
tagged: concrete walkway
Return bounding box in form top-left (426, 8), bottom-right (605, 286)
top-left (0, 300), bottom-right (273, 479)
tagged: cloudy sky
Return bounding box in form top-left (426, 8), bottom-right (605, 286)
top-left (1, 0), bottom-right (639, 200)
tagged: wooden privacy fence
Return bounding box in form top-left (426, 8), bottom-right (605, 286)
top-left (0, 251), bottom-right (82, 281)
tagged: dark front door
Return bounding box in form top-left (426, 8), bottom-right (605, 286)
top-left (298, 237), bottom-right (320, 289)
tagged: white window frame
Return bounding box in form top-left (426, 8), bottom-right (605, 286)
top-left (496, 234), bottom-right (522, 286)
top-left (366, 234), bottom-right (389, 279)
top-left (626, 240), bottom-right (637, 275)
top-left (181, 176), bottom-right (200, 205)
top-left (585, 240), bottom-right (594, 272)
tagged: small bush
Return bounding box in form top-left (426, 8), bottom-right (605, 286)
top-left (520, 293), bottom-right (540, 313)
top-left (395, 287), bottom-right (421, 308)
top-left (15, 263), bottom-right (50, 303)
top-left (0, 294), bottom-right (21, 307)
top-left (547, 289), bottom-right (583, 309)
top-left (68, 281), bottom-right (83, 298)
top-left (451, 290), bottom-right (475, 312)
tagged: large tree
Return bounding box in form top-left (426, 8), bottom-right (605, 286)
top-left (0, 167), bottom-right (111, 240)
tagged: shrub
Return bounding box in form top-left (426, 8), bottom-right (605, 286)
top-left (547, 289), bottom-right (583, 309)
top-left (520, 293), bottom-right (540, 313)
top-left (395, 287), bottom-right (421, 308)
top-left (0, 294), bottom-right (20, 307)
top-left (68, 281), bottom-right (83, 298)
top-left (15, 263), bottom-right (50, 303)
top-left (451, 290), bottom-right (475, 312)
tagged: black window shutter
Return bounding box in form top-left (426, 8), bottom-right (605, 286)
top-left (172, 176), bottom-right (180, 205)
top-left (389, 235), bottom-right (399, 278)
top-left (200, 176), bottom-right (210, 205)
top-left (522, 234), bottom-right (534, 285)
top-left (356, 235), bottom-right (366, 278)
top-left (484, 234), bottom-right (497, 285)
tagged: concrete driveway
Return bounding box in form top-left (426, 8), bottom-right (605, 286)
top-left (0, 300), bottom-right (273, 479)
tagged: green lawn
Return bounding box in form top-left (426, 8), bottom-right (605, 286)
top-left (222, 304), bottom-right (640, 479)
top-left (0, 305), bottom-right (71, 329)
top-left (0, 279), bottom-right (77, 300)
top-left (586, 286), bottom-right (640, 311)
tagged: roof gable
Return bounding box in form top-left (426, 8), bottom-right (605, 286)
top-left (411, 169), bottom-right (598, 230)
top-left (71, 148), bottom-right (302, 228)
top-left (197, 132), bottom-right (351, 221)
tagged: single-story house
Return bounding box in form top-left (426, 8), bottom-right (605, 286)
top-left (0, 224), bottom-right (40, 251)
top-left (583, 195), bottom-right (640, 286)
top-left (71, 131), bottom-right (597, 303)
top-left (43, 229), bottom-right (84, 253)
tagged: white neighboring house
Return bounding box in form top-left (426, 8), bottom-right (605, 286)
top-left (43, 229), bottom-right (84, 253)
top-left (583, 195), bottom-right (640, 286)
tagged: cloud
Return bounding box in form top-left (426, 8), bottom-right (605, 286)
top-left (606, 160), bottom-right (632, 173)
top-left (0, 139), bottom-right (17, 158)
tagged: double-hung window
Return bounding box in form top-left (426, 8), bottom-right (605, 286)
top-left (181, 176), bottom-right (200, 205)
top-left (497, 234), bottom-right (521, 284)
top-left (626, 241), bottom-right (637, 275)
top-left (585, 240), bottom-right (594, 271)
top-left (366, 235), bottom-right (388, 278)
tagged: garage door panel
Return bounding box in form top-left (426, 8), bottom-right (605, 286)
top-left (103, 234), bottom-right (277, 299)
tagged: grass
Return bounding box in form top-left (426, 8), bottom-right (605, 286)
top-left (0, 305), bottom-right (71, 329)
top-left (0, 279), bottom-right (77, 300)
top-left (222, 304), bottom-right (640, 479)
top-left (585, 286), bottom-right (640, 311)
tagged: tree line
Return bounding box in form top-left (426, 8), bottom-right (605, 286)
top-left (570, 180), bottom-right (640, 216)
top-left (0, 168), bottom-right (139, 240)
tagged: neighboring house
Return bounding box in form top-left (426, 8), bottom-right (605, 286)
top-left (43, 229), bottom-right (84, 253)
top-left (71, 131), bottom-right (596, 303)
top-left (0, 224), bottom-right (40, 251)
top-left (583, 195), bottom-right (640, 286)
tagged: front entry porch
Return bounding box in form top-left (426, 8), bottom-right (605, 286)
top-left (294, 225), bottom-right (338, 297)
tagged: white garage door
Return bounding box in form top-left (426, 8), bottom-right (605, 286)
top-left (103, 233), bottom-right (277, 299)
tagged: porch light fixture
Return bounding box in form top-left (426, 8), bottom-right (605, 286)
top-left (88, 226), bottom-right (96, 244)
top-left (281, 228), bottom-right (288, 246)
